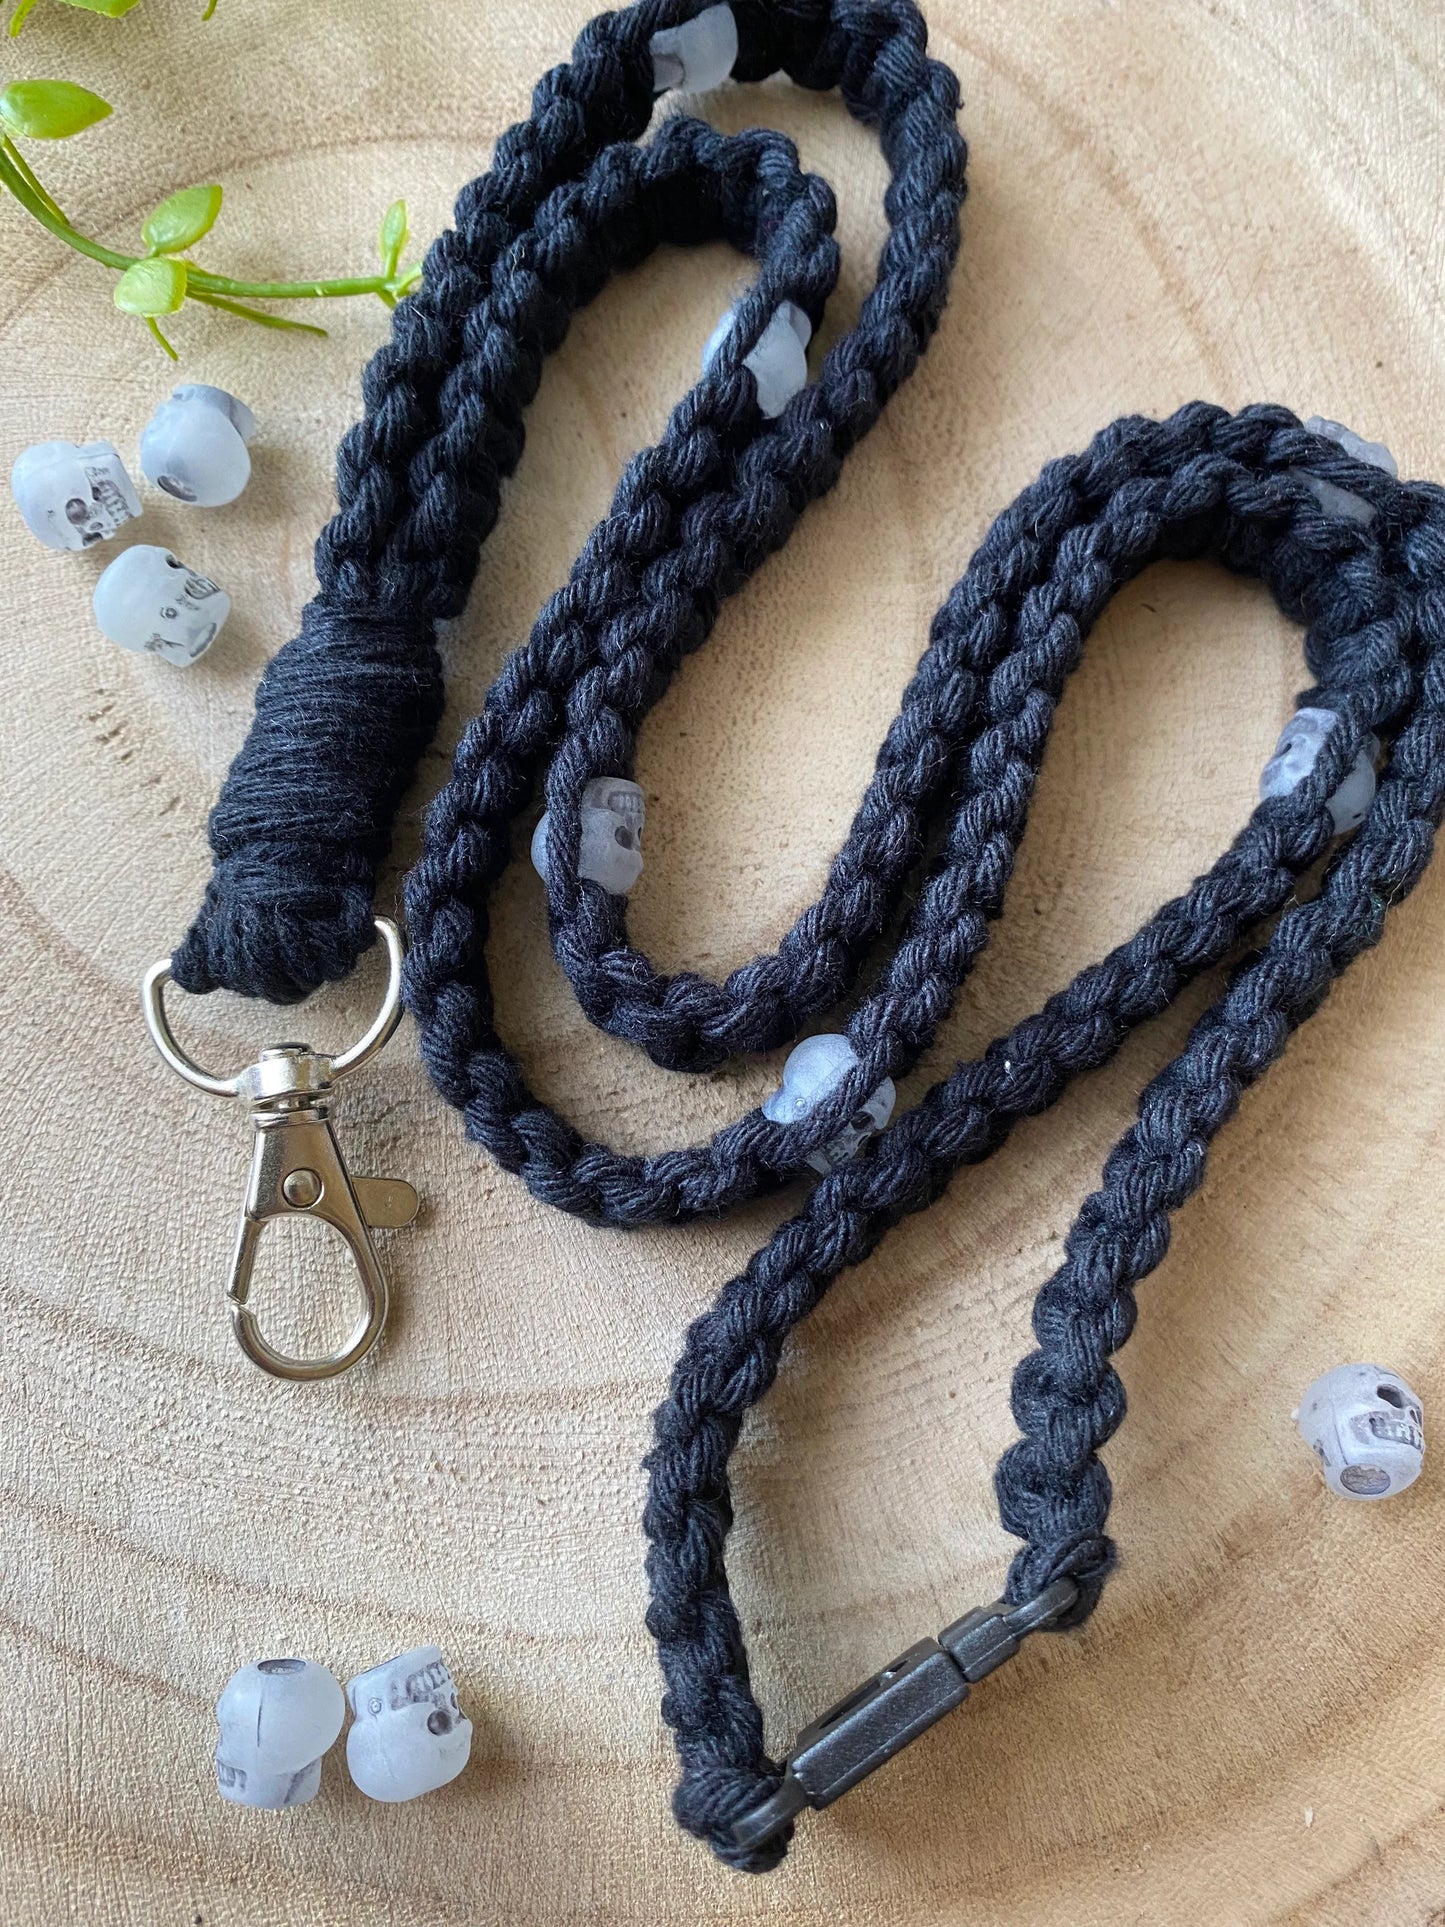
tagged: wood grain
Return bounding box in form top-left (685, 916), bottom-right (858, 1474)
top-left (1, 2), bottom-right (1443, 1922)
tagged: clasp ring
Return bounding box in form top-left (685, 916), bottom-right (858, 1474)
top-left (141, 916), bottom-right (406, 1097)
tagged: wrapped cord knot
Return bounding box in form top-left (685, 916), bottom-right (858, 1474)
top-left (173, 603), bottom-right (440, 1001)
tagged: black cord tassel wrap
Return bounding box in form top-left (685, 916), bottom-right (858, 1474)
top-left (169, 0), bottom-right (1445, 1878)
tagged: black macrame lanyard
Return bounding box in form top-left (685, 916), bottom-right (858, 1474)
top-left (148, 0), bottom-right (1445, 1879)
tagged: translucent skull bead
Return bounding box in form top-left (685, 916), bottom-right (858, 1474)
top-left (214, 1657), bottom-right (346, 1809)
top-left (703, 300), bottom-right (811, 419)
top-left (1297, 1364), bottom-right (1424, 1500)
top-left (1298, 415), bottom-right (1397, 526)
top-left (10, 438), bottom-right (141, 551)
top-left (1259, 706), bottom-right (1378, 834)
top-left (92, 544), bottom-right (230, 666)
top-left (650, 3), bottom-right (737, 93)
top-left (531, 777), bottom-right (645, 895)
top-left (140, 383), bottom-right (256, 507)
top-left (762, 1033), bottom-right (896, 1175)
top-left (346, 1646), bottom-right (473, 1802)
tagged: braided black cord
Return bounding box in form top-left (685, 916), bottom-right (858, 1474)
top-left (404, 405), bottom-right (1405, 1239)
top-left (640, 437), bottom-right (1445, 1869)
top-left (172, 0), bottom-right (966, 1005)
top-left (155, 0), bottom-right (1445, 1880)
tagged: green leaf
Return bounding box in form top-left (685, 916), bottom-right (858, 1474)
top-left (115, 255), bottom-right (187, 317)
top-left (378, 198), bottom-right (408, 277)
top-left (58, 0), bottom-right (142, 15)
top-left (0, 79), bottom-right (112, 140)
top-left (7, 0), bottom-right (42, 38)
top-left (142, 183), bottom-right (222, 255)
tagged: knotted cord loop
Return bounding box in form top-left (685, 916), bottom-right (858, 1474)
top-left (639, 429), bottom-right (1445, 1868)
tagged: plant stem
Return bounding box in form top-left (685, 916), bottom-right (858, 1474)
top-left (1, 136), bottom-right (65, 223)
top-left (188, 287), bottom-right (328, 335)
top-left (144, 313), bottom-right (178, 358)
top-left (0, 141), bottom-right (406, 303)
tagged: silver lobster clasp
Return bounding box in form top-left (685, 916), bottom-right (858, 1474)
top-left (141, 917), bottom-right (419, 1382)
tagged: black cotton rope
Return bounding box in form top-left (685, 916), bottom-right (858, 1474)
top-left (162, 0), bottom-right (1445, 1880)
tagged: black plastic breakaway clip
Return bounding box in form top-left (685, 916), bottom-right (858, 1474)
top-left (731, 1577), bottom-right (1078, 1851)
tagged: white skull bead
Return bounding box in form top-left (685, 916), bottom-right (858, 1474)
top-left (346, 1646), bottom-right (473, 1802)
top-left (140, 384), bottom-right (256, 507)
top-left (531, 777), bottom-right (646, 895)
top-left (92, 544), bottom-right (230, 666)
top-left (1297, 416), bottom-right (1397, 526)
top-left (214, 1657), bottom-right (346, 1810)
top-left (703, 301), bottom-right (811, 420)
top-left (1297, 1364), bottom-right (1424, 1500)
top-left (1259, 706), bottom-right (1378, 834)
top-left (650, 3), bottom-right (738, 92)
top-left (762, 1032), bottom-right (896, 1175)
top-left (1303, 416), bottom-right (1397, 480)
top-left (10, 439), bottom-right (141, 551)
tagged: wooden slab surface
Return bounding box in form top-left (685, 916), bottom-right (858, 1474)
top-left (1, 2), bottom-right (1442, 1922)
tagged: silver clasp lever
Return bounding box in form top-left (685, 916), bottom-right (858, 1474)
top-left (141, 917), bottom-right (419, 1383)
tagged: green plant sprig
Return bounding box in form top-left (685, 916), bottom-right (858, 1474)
top-left (9, 0), bottom-right (216, 39)
top-left (0, 78), bottom-right (421, 355)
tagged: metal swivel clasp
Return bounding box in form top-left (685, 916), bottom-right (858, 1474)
top-left (141, 917), bottom-right (419, 1382)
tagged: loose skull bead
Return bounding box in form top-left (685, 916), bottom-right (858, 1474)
top-left (140, 384), bottom-right (256, 507)
top-left (10, 438), bottom-right (141, 551)
top-left (346, 1646), bottom-right (473, 1802)
top-left (1297, 1364), bottom-right (1424, 1500)
top-left (762, 1032), bottom-right (897, 1175)
top-left (1297, 416), bottom-right (1397, 526)
top-left (1259, 706), bottom-right (1379, 835)
top-left (702, 300), bottom-right (811, 420)
top-left (92, 544), bottom-right (230, 666)
top-left (531, 777), bottom-right (645, 895)
top-left (649, 3), bottom-right (737, 93)
top-left (214, 1657), bottom-right (345, 1810)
